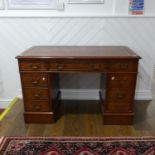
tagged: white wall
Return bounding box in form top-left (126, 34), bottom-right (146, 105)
top-left (0, 0), bottom-right (155, 108)
top-left (0, 0), bottom-right (155, 17)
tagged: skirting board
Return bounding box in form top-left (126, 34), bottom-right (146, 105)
top-left (0, 99), bottom-right (12, 109)
top-left (0, 89), bottom-right (152, 109)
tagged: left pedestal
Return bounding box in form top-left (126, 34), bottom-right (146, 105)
top-left (18, 59), bottom-right (60, 123)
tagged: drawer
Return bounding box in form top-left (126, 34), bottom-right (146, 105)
top-left (24, 100), bottom-right (50, 112)
top-left (24, 88), bottom-right (49, 100)
top-left (21, 73), bottom-right (48, 87)
top-left (107, 73), bottom-right (136, 88)
top-left (110, 60), bottom-right (138, 72)
top-left (49, 61), bottom-right (108, 72)
top-left (19, 60), bottom-right (48, 71)
top-left (105, 89), bottom-right (133, 113)
top-left (105, 101), bottom-right (132, 113)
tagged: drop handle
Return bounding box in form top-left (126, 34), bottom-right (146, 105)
top-left (32, 66), bottom-right (39, 70)
top-left (34, 92), bottom-right (41, 98)
top-left (30, 64), bottom-right (40, 70)
top-left (56, 64), bottom-right (64, 70)
top-left (33, 105), bottom-right (41, 111)
top-left (31, 81), bottom-right (39, 85)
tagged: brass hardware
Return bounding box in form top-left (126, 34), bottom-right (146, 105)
top-left (56, 63), bottom-right (64, 70)
top-left (34, 92), bottom-right (41, 98)
top-left (30, 63), bottom-right (40, 70)
top-left (32, 66), bottom-right (39, 70)
top-left (31, 81), bottom-right (38, 85)
top-left (33, 105), bottom-right (41, 110)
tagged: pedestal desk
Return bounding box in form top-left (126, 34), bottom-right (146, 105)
top-left (16, 46), bottom-right (141, 125)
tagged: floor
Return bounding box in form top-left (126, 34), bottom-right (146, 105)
top-left (0, 109), bottom-right (4, 115)
top-left (0, 71), bottom-right (155, 137)
top-left (0, 98), bottom-right (155, 137)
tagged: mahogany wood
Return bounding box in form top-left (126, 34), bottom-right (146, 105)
top-left (24, 112), bottom-right (54, 123)
top-left (16, 46), bottom-right (141, 125)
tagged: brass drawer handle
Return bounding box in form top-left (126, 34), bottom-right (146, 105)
top-left (30, 64), bottom-right (40, 70)
top-left (33, 105), bottom-right (41, 111)
top-left (56, 63), bottom-right (64, 70)
top-left (32, 66), bottom-right (39, 70)
top-left (34, 92), bottom-right (41, 98)
top-left (31, 81), bottom-right (39, 85)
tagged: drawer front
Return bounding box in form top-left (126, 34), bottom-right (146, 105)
top-left (24, 100), bottom-right (50, 112)
top-left (110, 60), bottom-right (138, 72)
top-left (21, 73), bottom-right (48, 87)
top-left (49, 61), bottom-right (108, 72)
top-left (105, 89), bottom-right (133, 113)
top-left (19, 60), bottom-right (138, 72)
top-left (24, 88), bottom-right (49, 100)
top-left (107, 73), bottom-right (136, 88)
top-left (19, 61), bottom-right (48, 71)
top-left (105, 101), bottom-right (132, 113)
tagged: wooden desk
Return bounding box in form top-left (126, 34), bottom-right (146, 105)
top-left (16, 46), bottom-right (141, 125)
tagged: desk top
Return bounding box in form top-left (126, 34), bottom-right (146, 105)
top-left (16, 46), bottom-right (141, 60)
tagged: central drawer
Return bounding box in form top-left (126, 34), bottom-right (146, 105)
top-left (49, 61), bottom-right (108, 72)
top-left (19, 59), bottom-right (138, 72)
